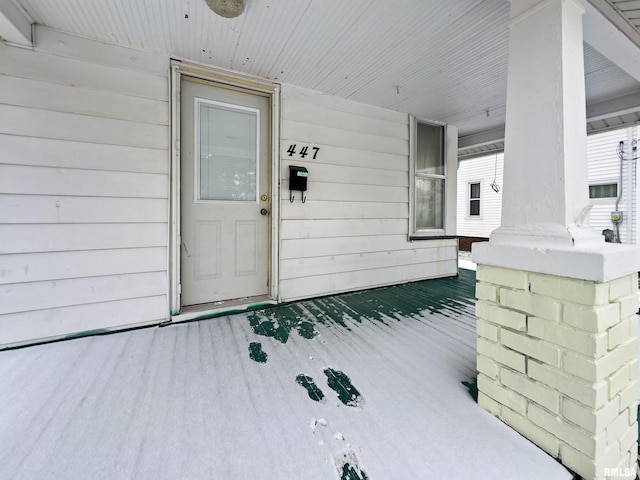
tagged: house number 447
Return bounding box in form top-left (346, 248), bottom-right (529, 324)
top-left (286, 144), bottom-right (320, 159)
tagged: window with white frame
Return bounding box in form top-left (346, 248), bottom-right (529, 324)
top-left (468, 181), bottom-right (481, 217)
top-left (412, 121), bottom-right (446, 234)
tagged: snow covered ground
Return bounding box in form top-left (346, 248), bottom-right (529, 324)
top-left (458, 250), bottom-right (477, 271)
top-left (0, 272), bottom-right (571, 479)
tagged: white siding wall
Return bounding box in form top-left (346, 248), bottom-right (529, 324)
top-left (456, 153), bottom-right (504, 237)
top-left (586, 128), bottom-right (635, 243)
top-left (279, 85), bottom-right (457, 301)
top-left (0, 28), bottom-right (461, 345)
top-left (0, 28), bottom-right (170, 346)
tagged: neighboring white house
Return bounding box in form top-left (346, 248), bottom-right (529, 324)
top-left (457, 124), bottom-right (639, 244)
top-left (457, 153), bottom-right (505, 240)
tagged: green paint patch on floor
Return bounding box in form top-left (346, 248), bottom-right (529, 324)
top-left (248, 342), bottom-right (268, 363)
top-left (335, 451), bottom-right (369, 480)
top-left (247, 308), bottom-right (317, 344)
top-left (315, 269), bottom-right (476, 325)
top-left (296, 320), bottom-right (316, 339)
top-left (63, 328), bottom-right (112, 341)
top-left (462, 376), bottom-right (478, 402)
top-left (295, 374), bottom-right (325, 402)
top-left (324, 368), bottom-right (362, 407)
top-left (246, 270), bottom-right (476, 339)
top-left (340, 463), bottom-right (369, 480)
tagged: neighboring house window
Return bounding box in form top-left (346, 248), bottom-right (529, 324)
top-left (468, 181), bottom-right (481, 217)
top-left (412, 121), bottom-right (445, 233)
top-left (589, 182), bottom-right (617, 200)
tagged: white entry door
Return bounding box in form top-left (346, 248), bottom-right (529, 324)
top-left (180, 79), bottom-right (270, 307)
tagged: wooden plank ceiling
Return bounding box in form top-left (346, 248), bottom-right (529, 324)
top-left (609, 0), bottom-right (640, 31)
top-left (10, 0), bottom-right (640, 143)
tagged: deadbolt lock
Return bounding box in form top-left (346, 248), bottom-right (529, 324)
top-left (260, 195), bottom-right (268, 202)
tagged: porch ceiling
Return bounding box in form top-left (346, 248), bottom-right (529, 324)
top-left (0, 270), bottom-right (572, 479)
top-left (7, 0), bottom-right (640, 143)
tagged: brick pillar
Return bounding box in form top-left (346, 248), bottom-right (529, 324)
top-left (476, 264), bottom-right (638, 479)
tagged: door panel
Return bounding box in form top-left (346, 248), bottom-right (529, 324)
top-left (180, 79), bottom-right (270, 307)
top-left (194, 221), bottom-right (221, 280)
top-left (236, 221), bottom-right (259, 275)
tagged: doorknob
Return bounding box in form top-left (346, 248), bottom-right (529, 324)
top-left (260, 208), bottom-right (269, 216)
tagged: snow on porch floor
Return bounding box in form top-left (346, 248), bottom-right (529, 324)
top-left (0, 270), bottom-right (572, 480)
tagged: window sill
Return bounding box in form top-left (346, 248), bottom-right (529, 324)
top-left (409, 234), bottom-right (458, 242)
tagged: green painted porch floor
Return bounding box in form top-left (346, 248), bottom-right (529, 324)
top-left (0, 269), bottom-right (572, 480)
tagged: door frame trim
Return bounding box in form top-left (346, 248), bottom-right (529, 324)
top-left (169, 60), bottom-right (281, 319)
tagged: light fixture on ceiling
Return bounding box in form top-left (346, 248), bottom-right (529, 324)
top-left (205, 0), bottom-right (246, 18)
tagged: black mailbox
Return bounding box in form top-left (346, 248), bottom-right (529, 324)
top-left (289, 165), bottom-right (308, 202)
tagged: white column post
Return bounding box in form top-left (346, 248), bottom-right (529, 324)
top-left (473, 1), bottom-right (640, 478)
top-left (501, 0), bottom-right (589, 233)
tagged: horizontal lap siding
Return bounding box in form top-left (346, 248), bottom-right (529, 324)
top-left (0, 165), bottom-right (167, 198)
top-left (0, 297), bottom-right (167, 347)
top-left (279, 84), bottom-right (457, 301)
top-left (281, 236), bottom-right (454, 258)
top-left (0, 28), bottom-right (170, 347)
top-left (0, 196), bottom-right (168, 224)
top-left (0, 248), bottom-right (167, 285)
top-left (586, 128), bottom-right (633, 243)
top-left (0, 224), bottom-right (168, 254)
top-left (0, 104), bottom-right (167, 149)
top-left (0, 135), bottom-right (168, 173)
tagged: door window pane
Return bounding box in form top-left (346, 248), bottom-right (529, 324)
top-left (415, 177), bottom-right (444, 229)
top-left (416, 123), bottom-right (444, 175)
top-left (198, 101), bottom-right (258, 201)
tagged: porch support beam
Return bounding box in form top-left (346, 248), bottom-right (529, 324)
top-left (458, 88), bottom-right (640, 150)
top-left (500, 0), bottom-right (591, 234)
top-left (584, 0), bottom-right (640, 83)
top-left (586, 89), bottom-right (640, 123)
top-left (458, 127), bottom-right (506, 150)
top-left (473, 1), bottom-right (640, 478)
top-left (0, 0), bottom-right (32, 47)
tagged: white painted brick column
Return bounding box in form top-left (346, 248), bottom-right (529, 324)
top-left (475, 264), bottom-right (638, 480)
